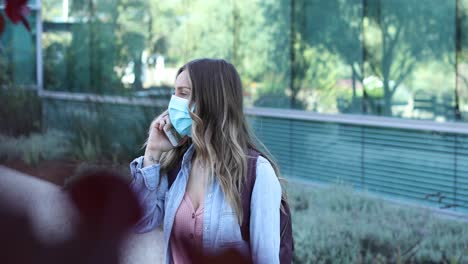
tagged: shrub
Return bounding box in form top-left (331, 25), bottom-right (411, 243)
top-left (0, 130), bottom-right (70, 166)
top-left (66, 107), bottom-right (146, 165)
top-left (287, 183), bottom-right (468, 264)
top-left (66, 110), bottom-right (116, 163)
top-left (0, 88), bottom-right (42, 137)
top-left (0, 134), bottom-right (21, 162)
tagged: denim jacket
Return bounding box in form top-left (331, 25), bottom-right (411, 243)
top-left (129, 143), bottom-right (281, 264)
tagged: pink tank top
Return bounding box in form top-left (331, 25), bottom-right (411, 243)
top-left (170, 192), bottom-right (204, 263)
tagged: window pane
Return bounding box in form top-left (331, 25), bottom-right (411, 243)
top-left (241, 0), bottom-right (291, 109)
top-left (293, 0), bottom-right (363, 113)
top-left (460, 0), bottom-right (468, 122)
top-left (42, 0), bottom-right (144, 95)
top-left (0, 10), bottom-right (37, 88)
top-left (363, 0), bottom-right (457, 121)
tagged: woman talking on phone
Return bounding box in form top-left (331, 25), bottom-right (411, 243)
top-left (129, 58), bottom-right (290, 264)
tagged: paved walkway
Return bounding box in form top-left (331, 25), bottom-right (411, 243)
top-left (0, 165), bottom-right (165, 264)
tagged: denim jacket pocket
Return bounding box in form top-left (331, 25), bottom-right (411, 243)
top-left (218, 210), bottom-right (244, 247)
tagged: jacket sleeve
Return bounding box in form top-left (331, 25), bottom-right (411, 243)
top-left (129, 156), bottom-right (168, 233)
top-left (249, 156), bottom-right (282, 264)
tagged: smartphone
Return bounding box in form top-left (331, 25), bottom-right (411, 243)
top-left (163, 125), bottom-right (183, 147)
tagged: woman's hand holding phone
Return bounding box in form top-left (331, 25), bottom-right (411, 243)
top-left (146, 110), bottom-right (176, 153)
top-left (144, 110), bottom-right (188, 164)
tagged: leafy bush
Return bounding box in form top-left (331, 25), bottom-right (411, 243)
top-left (0, 130), bottom-right (70, 166)
top-left (0, 88), bottom-right (42, 137)
top-left (66, 107), bottom-right (146, 164)
top-left (0, 134), bottom-right (21, 162)
top-left (66, 110), bottom-right (115, 163)
top-left (287, 183), bottom-right (468, 264)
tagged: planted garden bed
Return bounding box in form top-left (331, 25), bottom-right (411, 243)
top-left (287, 183), bottom-right (468, 263)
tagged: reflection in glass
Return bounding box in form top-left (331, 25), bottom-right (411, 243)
top-left (292, 0), bottom-right (363, 113)
top-left (363, 0), bottom-right (456, 121)
top-left (38, 0), bottom-right (468, 123)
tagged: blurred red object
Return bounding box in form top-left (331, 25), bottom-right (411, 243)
top-left (67, 169), bottom-right (144, 236)
top-left (0, 169), bottom-right (143, 264)
top-left (5, 0), bottom-right (30, 31)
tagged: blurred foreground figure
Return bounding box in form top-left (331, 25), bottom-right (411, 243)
top-left (0, 169), bottom-right (143, 264)
top-left (0, 168), bottom-right (249, 264)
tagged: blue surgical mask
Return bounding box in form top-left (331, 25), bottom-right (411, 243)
top-left (168, 95), bottom-right (195, 137)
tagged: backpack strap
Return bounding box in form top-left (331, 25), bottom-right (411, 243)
top-left (240, 148), bottom-right (260, 242)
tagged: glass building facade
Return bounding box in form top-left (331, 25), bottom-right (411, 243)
top-left (34, 0), bottom-right (468, 122)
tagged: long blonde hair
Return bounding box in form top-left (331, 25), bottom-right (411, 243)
top-left (156, 58), bottom-right (285, 222)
